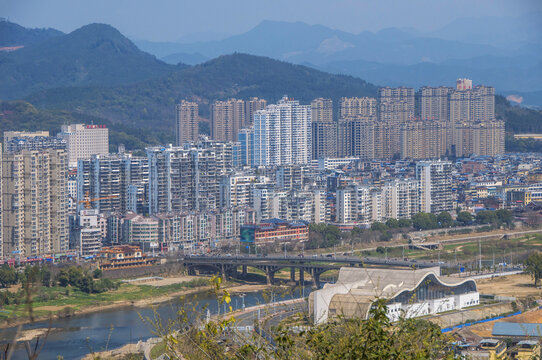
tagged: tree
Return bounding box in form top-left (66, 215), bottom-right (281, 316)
top-left (79, 275), bottom-right (94, 294)
top-left (57, 269), bottom-right (70, 287)
top-left (495, 209), bottom-right (513, 227)
top-left (525, 253), bottom-right (542, 286)
top-left (476, 210), bottom-right (497, 225)
top-left (371, 222), bottom-right (388, 232)
top-left (0, 265), bottom-right (18, 288)
top-left (93, 268), bottom-right (103, 279)
top-left (385, 218), bottom-right (399, 229)
top-left (456, 211), bottom-right (473, 226)
top-left (437, 212), bottom-right (453, 228)
top-left (411, 213), bottom-right (438, 230)
top-left (397, 218), bottom-right (412, 228)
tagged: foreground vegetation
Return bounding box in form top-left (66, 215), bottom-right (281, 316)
top-left (145, 277), bottom-right (455, 360)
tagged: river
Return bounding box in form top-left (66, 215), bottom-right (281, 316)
top-left (0, 286), bottom-right (311, 359)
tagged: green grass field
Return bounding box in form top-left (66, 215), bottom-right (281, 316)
top-left (0, 278), bottom-right (210, 322)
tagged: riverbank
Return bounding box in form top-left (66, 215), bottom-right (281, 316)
top-left (0, 277), bottom-right (270, 330)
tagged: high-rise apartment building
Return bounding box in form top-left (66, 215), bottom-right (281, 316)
top-left (211, 99), bottom-right (245, 142)
top-left (454, 121), bottom-right (505, 157)
top-left (245, 97), bottom-right (267, 127)
top-left (378, 87), bottom-right (415, 123)
top-left (2, 149), bottom-right (69, 258)
top-left (253, 96), bottom-right (311, 166)
top-left (175, 100), bottom-right (199, 145)
top-left (416, 160), bottom-right (453, 214)
top-left (336, 185), bottom-right (382, 225)
top-left (238, 128), bottom-right (253, 166)
top-left (57, 124), bottom-right (109, 167)
top-left (400, 121), bottom-right (449, 160)
top-left (338, 117), bottom-right (375, 159)
top-left (77, 154), bottom-right (149, 214)
top-left (311, 98), bottom-right (337, 160)
top-left (416, 86), bottom-right (452, 121)
top-left (339, 97), bottom-right (377, 118)
top-left (220, 174), bottom-right (264, 208)
top-left (449, 84), bottom-right (495, 124)
top-left (383, 179), bottom-right (420, 219)
top-left (147, 146), bottom-right (219, 214)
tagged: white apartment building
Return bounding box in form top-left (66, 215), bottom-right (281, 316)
top-left (336, 186), bottom-right (380, 226)
top-left (220, 174), bottom-right (267, 208)
top-left (416, 160), bottom-right (453, 214)
top-left (383, 179), bottom-right (420, 219)
top-left (253, 96), bottom-right (311, 166)
top-left (58, 124), bottom-right (109, 167)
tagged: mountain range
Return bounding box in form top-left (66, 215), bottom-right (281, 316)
top-left (132, 19), bottom-right (542, 106)
top-left (0, 20), bottom-right (541, 153)
top-left (0, 22), bottom-right (180, 99)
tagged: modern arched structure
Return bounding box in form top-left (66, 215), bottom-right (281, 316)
top-left (309, 266), bottom-right (478, 325)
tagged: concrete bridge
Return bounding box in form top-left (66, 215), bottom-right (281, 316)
top-left (178, 255), bottom-right (439, 287)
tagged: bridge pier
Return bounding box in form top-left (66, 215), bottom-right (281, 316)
top-left (266, 269), bottom-right (275, 285)
top-left (221, 264), bottom-right (229, 282)
top-left (310, 269), bottom-right (320, 289)
top-left (242, 265), bottom-right (247, 277)
top-left (299, 268), bottom-right (304, 285)
top-left (290, 267), bottom-right (296, 284)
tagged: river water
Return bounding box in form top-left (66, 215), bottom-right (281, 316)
top-left (0, 286), bottom-right (311, 359)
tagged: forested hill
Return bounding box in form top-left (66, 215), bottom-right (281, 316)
top-left (0, 20), bottom-right (64, 47)
top-left (26, 53), bottom-right (379, 130)
top-left (0, 23), bottom-right (180, 99)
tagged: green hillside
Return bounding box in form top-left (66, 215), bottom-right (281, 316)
top-left (0, 101), bottom-right (172, 152)
top-left (0, 20), bottom-right (64, 47)
top-left (26, 53), bottom-right (379, 130)
top-left (0, 23), bottom-right (179, 99)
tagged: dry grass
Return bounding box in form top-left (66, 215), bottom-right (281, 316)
top-left (477, 274), bottom-right (542, 298)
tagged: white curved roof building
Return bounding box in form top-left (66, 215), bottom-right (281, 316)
top-left (309, 266), bottom-right (478, 325)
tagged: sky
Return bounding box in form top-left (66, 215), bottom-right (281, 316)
top-left (2, 0), bottom-right (541, 42)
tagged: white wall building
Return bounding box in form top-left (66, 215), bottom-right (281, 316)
top-left (253, 96), bottom-right (311, 166)
top-left (416, 160), bottom-right (453, 214)
top-left (58, 124), bottom-right (109, 167)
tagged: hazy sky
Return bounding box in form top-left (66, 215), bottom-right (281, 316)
top-left (2, 0), bottom-right (541, 42)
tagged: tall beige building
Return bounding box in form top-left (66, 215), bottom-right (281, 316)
top-left (416, 86), bottom-right (452, 121)
top-left (449, 84), bottom-right (495, 124)
top-left (378, 87), bottom-right (415, 123)
top-left (58, 124), bottom-right (109, 167)
top-left (400, 121), bottom-right (448, 160)
top-left (339, 97), bottom-right (377, 118)
top-left (211, 99), bottom-right (245, 142)
top-left (311, 98), bottom-right (337, 159)
top-left (2, 149), bottom-right (69, 258)
top-left (374, 122), bottom-right (400, 159)
top-left (176, 100), bottom-right (199, 145)
top-left (454, 121), bottom-right (505, 157)
top-left (245, 97), bottom-right (267, 127)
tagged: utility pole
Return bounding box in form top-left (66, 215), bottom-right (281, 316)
top-left (493, 250), bottom-right (495, 272)
top-left (478, 239), bottom-right (482, 273)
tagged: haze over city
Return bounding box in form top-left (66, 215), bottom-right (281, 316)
top-left (3, 0), bottom-right (541, 42)
top-left (1, 1), bottom-right (542, 359)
